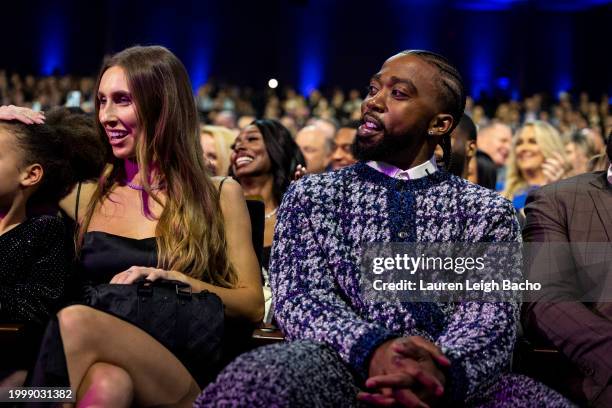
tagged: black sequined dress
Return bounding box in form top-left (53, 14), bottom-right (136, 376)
top-left (0, 215), bottom-right (72, 372)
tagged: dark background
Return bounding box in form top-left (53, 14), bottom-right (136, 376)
top-left (2, 0), bottom-right (611, 99)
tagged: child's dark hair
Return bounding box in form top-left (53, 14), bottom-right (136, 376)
top-left (1, 108), bottom-right (108, 207)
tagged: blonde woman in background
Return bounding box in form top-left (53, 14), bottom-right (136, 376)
top-left (503, 121), bottom-right (570, 210)
top-left (200, 125), bottom-right (236, 176)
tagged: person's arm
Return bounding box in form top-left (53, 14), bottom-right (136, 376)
top-left (112, 179), bottom-right (264, 323)
top-left (435, 200), bottom-right (521, 402)
top-left (181, 179), bottom-right (264, 322)
top-left (0, 217), bottom-right (71, 325)
top-left (269, 180), bottom-right (395, 381)
top-left (522, 186), bottom-right (612, 388)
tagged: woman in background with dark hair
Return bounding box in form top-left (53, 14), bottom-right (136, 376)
top-left (230, 119), bottom-right (306, 271)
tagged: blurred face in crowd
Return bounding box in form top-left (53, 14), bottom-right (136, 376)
top-left (355, 53), bottom-right (444, 163)
top-left (200, 131), bottom-right (219, 176)
top-left (605, 117), bottom-right (612, 139)
top-left (477, 123), bottom-right (512, 167)
top-left (565, 142), bottom-right (590, 175)
top-left (312, 119), bottom-right (336, 141)
top-left (214, 111), bottom-right (237, 129)
top-left (295, 126), bottom-right (330, 173)
top-left (331, 128), bottom-right (357, 170)
top-left (237, 115), bottom-right (255, 130)
top-left (515, 126), bottom-right (544, 173)
top-left (230, 124), bottom-right (271, 177)
top-left (97, 66), bottom-right (143, 159)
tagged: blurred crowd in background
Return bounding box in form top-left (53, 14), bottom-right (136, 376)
top-left (2, 68), bottom-right (610, 212)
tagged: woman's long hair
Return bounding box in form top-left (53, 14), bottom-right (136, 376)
top-left (229, 119), bottom-right (305, 206)
top-left (502, 121), bottom-right (566, 200)
top-left (79, 45), bottom-right (236, 287)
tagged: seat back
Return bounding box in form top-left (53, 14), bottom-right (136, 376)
top-left (245, 196), bottom-right (265, 269)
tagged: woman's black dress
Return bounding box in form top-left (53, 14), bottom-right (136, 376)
top-left (27, 231), bottom-right (219, 388)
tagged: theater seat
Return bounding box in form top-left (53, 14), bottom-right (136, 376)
top-left (513, 338), bottom-right (585, 405)
top-left (245, 196), bottom-right (265, 269)
top-left (243, 196), bottom-right (286, 346)
top-left (252, 323), bottom-right (285, 347)
top-left (0, 323), bottom-right (37, 371)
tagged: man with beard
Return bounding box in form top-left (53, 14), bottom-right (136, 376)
top-left (196, 51), bottom-right (571, 407)
top-left (522, 132), bottom-right (612, 407)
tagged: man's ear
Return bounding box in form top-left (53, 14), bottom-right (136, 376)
top-left (20, 163), bottom-right (44, 188)
top-left (466, 140), bottom-right (477, 159)
top-left (428, 114), bottom-right (454, 137)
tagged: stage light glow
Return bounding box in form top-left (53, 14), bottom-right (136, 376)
top-left (268, 78), bottom-right (279, 89)
top-left (40, 11), bottom-right (66, 75)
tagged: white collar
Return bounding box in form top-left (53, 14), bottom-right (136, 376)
top-left (607, 165), bottom-right (612, 186)
top-left (366, 156), bottom-right (438, 180)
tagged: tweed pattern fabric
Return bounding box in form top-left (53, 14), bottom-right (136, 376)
top-left (269, 163), bottom-right (520, 401)
top-left (198, 162), bottom-right (574, 407)
top-left (197, 341), bottom-right (574, 407)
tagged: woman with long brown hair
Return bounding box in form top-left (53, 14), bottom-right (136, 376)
top-left (31, 45), bottom-right (263, 407)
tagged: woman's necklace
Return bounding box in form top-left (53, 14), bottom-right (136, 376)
top-left (265, 208), bottom-right (278, 220)
top-left (126, 181), bottom-right (165, 191)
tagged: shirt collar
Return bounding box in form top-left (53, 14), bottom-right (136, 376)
top-left (607, 165), bottom-right (612, 186)
top-left (366, 156), bottom-right (438, 180)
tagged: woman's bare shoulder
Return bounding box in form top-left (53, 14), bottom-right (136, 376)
top-left (59, 181), bottom-right (98, 220)
top-left (211, 176), bottom-right (241, 196)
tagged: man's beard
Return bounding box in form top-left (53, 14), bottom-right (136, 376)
top-left (352, 128), bottom-right (416, 162)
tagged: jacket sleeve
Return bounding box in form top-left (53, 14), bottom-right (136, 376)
top-left (436, 199), bottom-right (521, 401)
top-left (269, 182), bottom-right (395, 381)
top-left (522, 186), bottom-right (612, 388)
top-left (0, 217), bottom-right (71, 325)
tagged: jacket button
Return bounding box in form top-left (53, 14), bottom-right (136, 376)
top-left (398, 231), bottom-right (408, 239)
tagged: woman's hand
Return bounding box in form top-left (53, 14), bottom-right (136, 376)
top-left (542, 152), bottom-right (571, 184)
top-left (293, 164), bottom-right (307, 182)
top-left (110, 266), bottom-right (185, 285)
top-left (0, 105), bottom-right (45, 124)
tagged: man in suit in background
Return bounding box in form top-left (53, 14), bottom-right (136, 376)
top-left (522, 132), bottom-right (612, 407)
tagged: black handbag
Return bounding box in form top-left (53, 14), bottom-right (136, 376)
top-left (84, 278), bottom-right (224, 379)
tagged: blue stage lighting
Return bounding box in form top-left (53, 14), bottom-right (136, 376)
top-left (40, 12), bottom-right (66, 75)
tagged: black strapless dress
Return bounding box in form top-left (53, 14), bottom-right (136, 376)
top-left (27, 231), bottom-right (221, 389)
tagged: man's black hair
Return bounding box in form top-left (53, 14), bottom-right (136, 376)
top-left (400, 50), bottom-right (466, 170)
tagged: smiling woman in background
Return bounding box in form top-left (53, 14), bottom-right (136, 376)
top-left (502, 121), bottom-right (569, 210)
top-left (229, 119), bottom-right (305, 271)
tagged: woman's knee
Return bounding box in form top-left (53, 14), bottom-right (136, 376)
top-left (57, 305), bottom-right (99, 347)
top-left (79, 362), bottom-right (134, 407)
